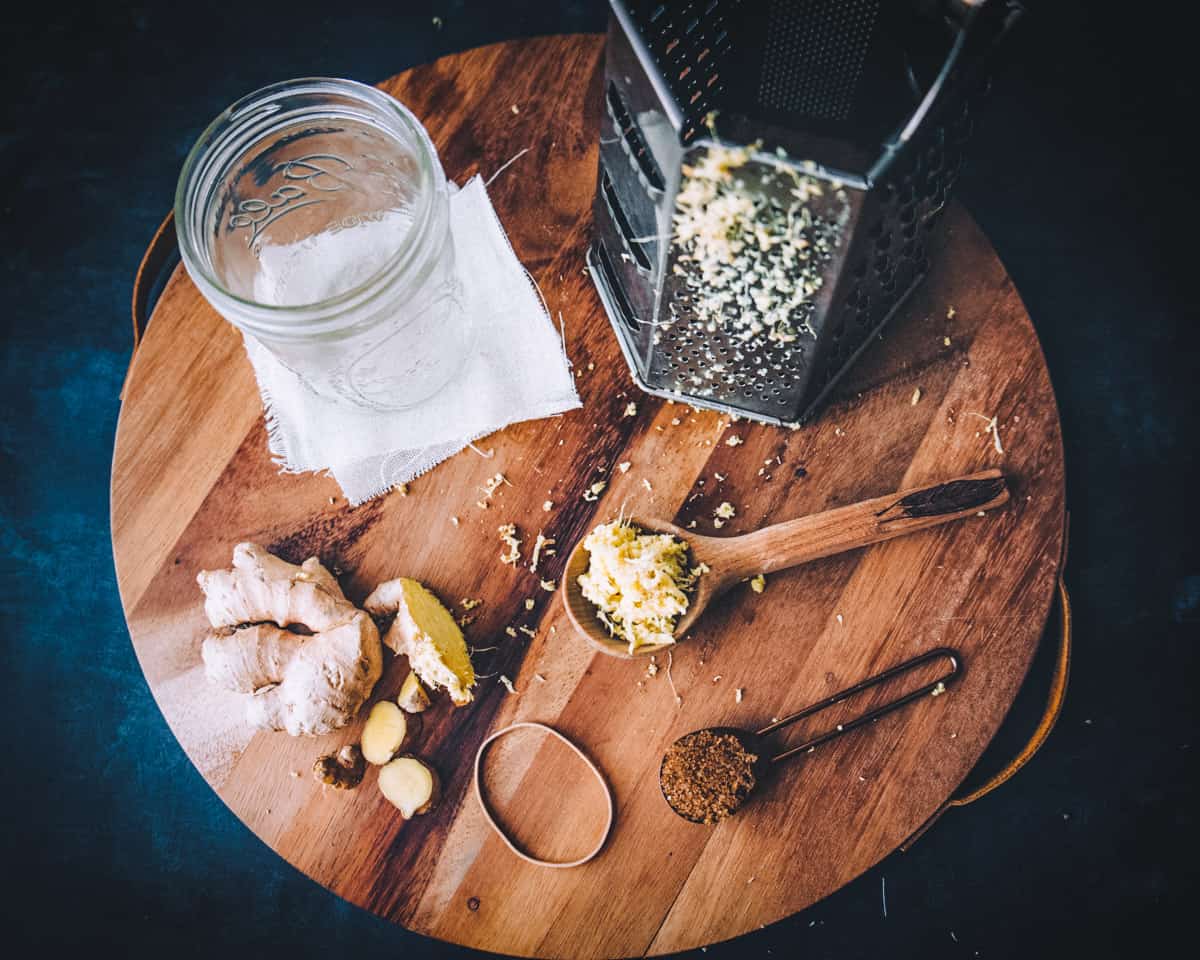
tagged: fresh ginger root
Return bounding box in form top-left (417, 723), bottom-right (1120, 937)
top-left (378, 756), bottom-right (440, 817)
top-left (397, 671), bottom-right (431, 713)
top-left (198, 543), bottom-right (382, 736)
top-left (199, 543), bottom-right (349, 632)
top-left (361, 701), bottom-right (420, 765)
top-left (364, 578), bottom-right (475, 706)
top-left (313, 744), bottom-right (366, 789)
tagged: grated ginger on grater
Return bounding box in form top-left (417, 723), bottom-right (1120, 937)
top-left (670, 137), bottom-right (851, 351)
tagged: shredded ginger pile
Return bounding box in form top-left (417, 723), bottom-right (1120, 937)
top-left (671, 138), bottom-right (850, 347)
top-left (577, 520), bottom-right (699, 654)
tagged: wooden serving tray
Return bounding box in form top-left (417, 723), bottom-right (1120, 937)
top-left (111, 35), bottom-right (1066, 958)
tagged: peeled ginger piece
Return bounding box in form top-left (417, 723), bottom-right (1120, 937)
top-left (379, 756), bottom-right (440, 818)
top-left (365, 578), bottom-right (476, 706)
top-left (361, 701), bottom-right (417, 765)
top-left (397, 671), bottom-right (431, 713)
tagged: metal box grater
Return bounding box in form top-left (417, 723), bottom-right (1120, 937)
top-left (588, 0), bottom-right (1022, 425)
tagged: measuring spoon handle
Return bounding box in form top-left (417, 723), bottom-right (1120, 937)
top-left (722, 469), bottom-right (1009, 585)
top-left (761, 647), bottom-right (963, 764)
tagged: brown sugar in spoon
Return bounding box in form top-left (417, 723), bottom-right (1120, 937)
top-left (562, 469), bottom-right (1009, 658)
top-left (659, 647), bottom-right (963, 823)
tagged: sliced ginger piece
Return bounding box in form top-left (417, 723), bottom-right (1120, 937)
top-left (361, 701), bottom-right (419, 765)
top-left (378, 756), bottom-right (440, 818)
top-left (397, 671), bottom-right (431, 713)
top-left (364, 578), bottom-right (476, 706)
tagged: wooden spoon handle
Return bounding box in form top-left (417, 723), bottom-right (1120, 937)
top-left (721, 469), bottom-right (1009, 584)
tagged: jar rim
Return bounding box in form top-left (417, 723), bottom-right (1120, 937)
top-left (174, 77), bottom-right (443, 324)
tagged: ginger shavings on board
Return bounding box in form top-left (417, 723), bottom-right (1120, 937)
top-left (498, 524), bottom-right (522, 566)
top-left (530, 532), bottom-right (555, 573)
top-left (967, 412), bottom-right (1005, 455)
top-left (476, 472), bottom-right (510, 509)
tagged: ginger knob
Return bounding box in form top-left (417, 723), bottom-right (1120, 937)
top-left (313, 744), bottom-right (366, 789)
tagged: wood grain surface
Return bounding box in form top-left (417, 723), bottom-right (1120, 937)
top-left (111, 35), bottom-right (1066, 958)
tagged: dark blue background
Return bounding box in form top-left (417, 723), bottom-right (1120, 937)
top-left (1, 1), bottom-right (1194, 957)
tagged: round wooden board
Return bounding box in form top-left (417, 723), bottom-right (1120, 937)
top-left (112, 35), bottom-right (1066, 959)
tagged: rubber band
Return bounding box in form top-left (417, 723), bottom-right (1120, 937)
top-left (473, 721), bottom-right (614, 869)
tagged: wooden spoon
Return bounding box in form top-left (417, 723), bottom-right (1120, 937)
top-left (561, 469), bottom-right (1009, 658)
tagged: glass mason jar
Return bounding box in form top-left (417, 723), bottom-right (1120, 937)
top-left (175, 78), bottom-right (471, 410)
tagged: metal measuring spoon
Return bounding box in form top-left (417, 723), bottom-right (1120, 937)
top-left (659, 648), bottom-right (963, 823)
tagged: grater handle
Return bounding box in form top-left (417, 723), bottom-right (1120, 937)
top-left (719, 469), bottom-right (1009, 585)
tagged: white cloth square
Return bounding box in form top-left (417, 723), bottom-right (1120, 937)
top-left (243, 175), bottom-right (580, 504)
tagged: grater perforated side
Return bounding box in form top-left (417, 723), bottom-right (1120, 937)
top-left (757, 0), bottom-right (882, 121)
top-left (589, 0), bottom-right (1023, 426)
